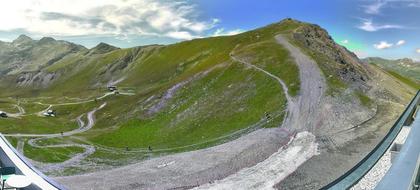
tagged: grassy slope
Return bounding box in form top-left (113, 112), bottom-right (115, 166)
top-left (90, 63), bottom-right (286, 149)
top-left (84, 21), bottom-right (302, 149)
top-left (0, 100), bottom-right (99, 134)
top-left (0, 115), bottom-right (77, 134)
top-left (3, 136), bottom-right (84, 163)
top-left (24, 144), bottom-right (84, 163)
top-left (366, 58), bottom-right (420, 90)
top-left (0, 99), bottom-right (18, 113)
top-left (234, 40), bottom-right (300, 96)
top-left (386, 70), bottom-right (420, 89)
top-left (0, 20), bottom-right (304, 163)
top-left (367, 58), bottom-right (420, 81)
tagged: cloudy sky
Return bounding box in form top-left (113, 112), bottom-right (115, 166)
top-left (0, 0), bottom-right (419, 60)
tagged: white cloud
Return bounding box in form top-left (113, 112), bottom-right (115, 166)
top-left (373, 41), bottom-right (393, 49)
top-left (396, 40), bottom-right (405, 46)
top-left (364, 0), bottom-right (420, 11)
top-left (408, 2), bottom-right (420, 7)
top-left (341, 39), bottom-right (349, 44)
top-left (166, 31), bottom-right (196, 40)
top-left (212, 28), bottom-right (243, 37)
top-left (364, 1), bottom-right (386, 14)
top-left (0, 0), bottom-right (220, 41)
top-left (416, 48), bottom-right (420, 54)
top-left (358, 19), bottom-right (403, 32)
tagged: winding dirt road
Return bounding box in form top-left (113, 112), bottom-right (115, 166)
top-left (6, 103), bottom-right (106, 172)
top-left (6, 103), bottom-right (106, 138)
top-left (1, 89), bottom-right (136, 174)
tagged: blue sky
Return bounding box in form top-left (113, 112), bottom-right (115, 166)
top-left (0, 0), bottom-right (419, 60)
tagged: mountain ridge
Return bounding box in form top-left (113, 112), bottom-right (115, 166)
top-left (364, 57), bottom-right (420, 88)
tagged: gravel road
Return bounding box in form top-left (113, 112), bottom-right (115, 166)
top-left (275, 35), bottom-right (326, 131)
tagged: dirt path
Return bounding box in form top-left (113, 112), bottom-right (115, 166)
top-left (230, 55), bottom-right (292, 104)
top-left (275, 35), bottom-right (326, 131)
top-left (35, 91), bottom-right (133, 107)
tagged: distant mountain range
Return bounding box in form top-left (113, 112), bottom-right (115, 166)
top-left (364, 57), bottom-right (420, 83)
top-left (0, 35), bottom-right (86, 75)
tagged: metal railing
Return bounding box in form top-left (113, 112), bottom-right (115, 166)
top-left (0, 134), bottom-right (67, 190)
top-left (375, 102), bottom-right (420, 190)
top-left (321, 90), bottom-right (420, 190)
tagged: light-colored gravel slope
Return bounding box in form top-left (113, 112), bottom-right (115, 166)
top-left (275, 35), bottom-right (326, 131)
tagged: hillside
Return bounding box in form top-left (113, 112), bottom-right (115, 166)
top-left (364, 57), bottom-right (420, 89)
top-left (0, 35), bottom-right (86, 75)
top-left (0, 19), bottom-right (417, 189)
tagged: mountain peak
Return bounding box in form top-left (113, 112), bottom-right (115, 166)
top-left (280, 17), bottom-right (301, 23)
top-left (16, 34), bottom-right (32, 40)
top-left (89, 42), bottom-right (119, 54)
top-left (38, 37), bottom-right (56, 44)
top-left (12, 34), bottom-right (33, 45)
top-left (397, 58), bottom-right (415, 63)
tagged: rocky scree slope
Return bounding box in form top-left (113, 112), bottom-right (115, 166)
top-left (274, 20), bottom-right (417, 189)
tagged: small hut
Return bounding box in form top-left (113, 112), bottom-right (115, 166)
top-left (43, 109), bottom-right (56, 117)
top-left (108, 86), bottom-right (117, 92)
